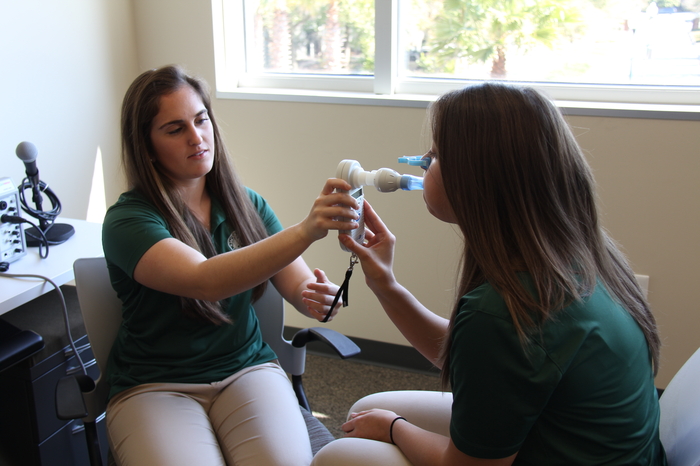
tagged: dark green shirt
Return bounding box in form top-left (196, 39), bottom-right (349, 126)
top-left (102, 188), bottom-right (282, 399)
top-left (449, 276), bottom-right (666, 465)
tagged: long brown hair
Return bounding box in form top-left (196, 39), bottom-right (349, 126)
top-left (434, 83), bottom-right (660, 386)
top-left (120, 65), bottom-right (269, 324)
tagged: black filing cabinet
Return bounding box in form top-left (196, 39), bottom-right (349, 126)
top-left (0, 286), bottom-right (108, 466)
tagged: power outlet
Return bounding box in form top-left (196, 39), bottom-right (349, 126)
top-left (634, 274), bottom-right (650, 299)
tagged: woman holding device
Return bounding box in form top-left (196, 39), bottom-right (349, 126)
top-left (102, 65), bottom-right (360, 466)
top-left (313, 83), bottom-right (666, 465)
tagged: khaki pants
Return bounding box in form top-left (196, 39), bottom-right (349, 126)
top-left (311, 390), bottom-right (453, 466)
top-left (107, 362), bottom-right (313, 466)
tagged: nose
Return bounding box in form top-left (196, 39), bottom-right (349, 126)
top-left (188, 125), bottom-right (203, 145)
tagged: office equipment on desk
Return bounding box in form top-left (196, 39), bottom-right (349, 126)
top-left (0, 177), bottom-right (27, 264)
top-left (15, 141), bottom-right (75, 247)
top-left (0, 218), bottom-right (103, 316)
top-left (0, 218), bottom-right (104, 466)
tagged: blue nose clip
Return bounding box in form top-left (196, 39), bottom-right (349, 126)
top-left (398, 155), bottom-right (432, 171)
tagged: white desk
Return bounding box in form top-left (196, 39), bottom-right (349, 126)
top-left (0, 218), bottom-right (103, 316)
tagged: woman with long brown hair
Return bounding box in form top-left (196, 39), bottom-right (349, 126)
top-left (103, 65), bottom-right (360, 466)
top-left (312, 83), bottom-right (666, 465)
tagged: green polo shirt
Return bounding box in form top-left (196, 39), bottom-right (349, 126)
top-left (449, 275), bottom-right (666, 465)
top-left (102, 188), bottom-right (282, 399)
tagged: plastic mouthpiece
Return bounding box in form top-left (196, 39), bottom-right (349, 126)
top-left (400, 175), bottom-right (423, 191)
top-left (336, 159), bottom-right (424, 192)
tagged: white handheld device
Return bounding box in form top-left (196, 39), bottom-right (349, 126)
top-left (335, 159), bottom-right (424, 251)
top-left (336, 160), bottom-right (366, 252)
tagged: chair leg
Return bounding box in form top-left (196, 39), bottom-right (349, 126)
top-left (84, 420), bottom-right (104, 466)
top-left (292, 374), bottom-right (311, 412)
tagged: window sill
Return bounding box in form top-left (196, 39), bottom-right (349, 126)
top-left (216, 88), bottom-right (700, 121)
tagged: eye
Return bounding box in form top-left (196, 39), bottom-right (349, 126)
top-left (167, 127), bottom-right (183, 135)
top-left (196, 117), bottom-right (209, 126)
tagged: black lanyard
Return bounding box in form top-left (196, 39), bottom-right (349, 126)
top-left (322, 253), bottom-right (358, 323)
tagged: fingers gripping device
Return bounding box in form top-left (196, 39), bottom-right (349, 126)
top-left (324, 159), bottom-right (423, 323)
top-left (336, 159), bottom-right (423, 252)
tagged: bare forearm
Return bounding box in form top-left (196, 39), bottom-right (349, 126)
top-left (393, 421), bottom-right (517, 466)
top-left (274, 262), bottom-right (316, 318)
top-left (136, 223), bottom-right (314, 302)
top-left (134, 178), bottom-right (360, 303)
top-left (371, 280), bottom-right (449, 367)
top-left (343, 410), bottom-right (516, 466)
top-left (392, 421), bottom-right (452, 466)
top-left (195, 223), bottom-right (316, 300)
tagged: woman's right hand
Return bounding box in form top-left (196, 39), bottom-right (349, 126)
top-left (299, 178), bottom-right (360, 243)
top-left (339, 200), bottom-right (397, 292)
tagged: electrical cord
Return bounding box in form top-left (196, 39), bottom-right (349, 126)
top-left (18, 178), bottom-right (63, 225)
top-left (0, 271), bottom-right (87, 376)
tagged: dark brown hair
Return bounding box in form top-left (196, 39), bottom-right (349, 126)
top-left (120, 65), bottom-right (269, 324)
top-left (433, 83), bottom-right (661, 386)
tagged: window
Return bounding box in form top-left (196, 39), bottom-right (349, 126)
top-left (213, 0), bottom-right (700, 107)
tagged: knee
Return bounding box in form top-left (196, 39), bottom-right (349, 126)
top-left (312, 438), bottom-right (411, 466)
top-left (348, 392), bottom-right (397, 417)
top-left (349, 390), bottom-right (441, 418)
top-left (348, 390), bottom-right (452, 436)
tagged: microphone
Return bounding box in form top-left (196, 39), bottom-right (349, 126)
top-left (14, 141), bottom-right (75, 247)
top-left (16, 141), bottom-right (40, 188)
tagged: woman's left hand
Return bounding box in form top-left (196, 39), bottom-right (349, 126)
top-left (301, 269), bottom-right (342, 322)
top-left (341, 409), bottom-right (400, 443)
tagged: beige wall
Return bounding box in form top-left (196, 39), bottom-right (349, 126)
top-left (567, 115), bottom-right (700, 386)
top-left (129, 0), bottom-right (700, 387)
top-left (3, 0), bottom-right (698, 387)
top-left (211, 100), bottom-right (700, 388)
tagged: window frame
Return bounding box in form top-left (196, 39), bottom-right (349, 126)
top-left (212, 0), bottom-right (700, 119)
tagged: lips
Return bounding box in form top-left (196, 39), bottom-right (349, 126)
top-left (189, 149), bottom-right (208, 158)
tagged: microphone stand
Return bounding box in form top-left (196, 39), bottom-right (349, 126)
top-left (21, 181), bottom-right (75, 247)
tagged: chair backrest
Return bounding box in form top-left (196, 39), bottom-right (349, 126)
top-left (659, 346), bottom-right (700, 466)
top-left (72, 257), bottom-right (123, 420)
top-left (252, 283), bottom-right (305, 376)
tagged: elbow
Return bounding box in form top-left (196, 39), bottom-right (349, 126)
top-left (184, 278), bottom-right (228, 302)
top-left (194, 286), bottom-right (229, 303)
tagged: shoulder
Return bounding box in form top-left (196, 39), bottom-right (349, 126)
top-left (103, 190), bottom-right (173, 272)
top-left (451, 281), bottom-right (533, 369)
top-left (451, 276), bottom-right (557, 374)
top-left (104, 190), bottom-right (165, 225)
top-left (455, 281), bottom-right (512, 325)
top-left (244, 187), bottom-right (270, 211)
top-left (243, 187), bottom-right (283, 234)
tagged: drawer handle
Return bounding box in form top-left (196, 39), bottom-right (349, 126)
top-left (71, 420), bottom-right (85, 435)
top-left (64, 343), bottom-right (90, 359)
top-left (71, 412), bottom-right (106, 435)
top-left (66, 358), bottom-right (97, 375)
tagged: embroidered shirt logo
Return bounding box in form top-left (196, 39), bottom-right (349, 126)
top-left (227, 231), bottom-right (241, 250)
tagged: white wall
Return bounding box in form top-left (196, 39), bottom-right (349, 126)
top-left (0, 0), bottom-right (137, 219)
top-left (4, 0), bottom-right (697, 388)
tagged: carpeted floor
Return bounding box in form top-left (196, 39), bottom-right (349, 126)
top-left (299, 353), bottom-right (445, 438)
